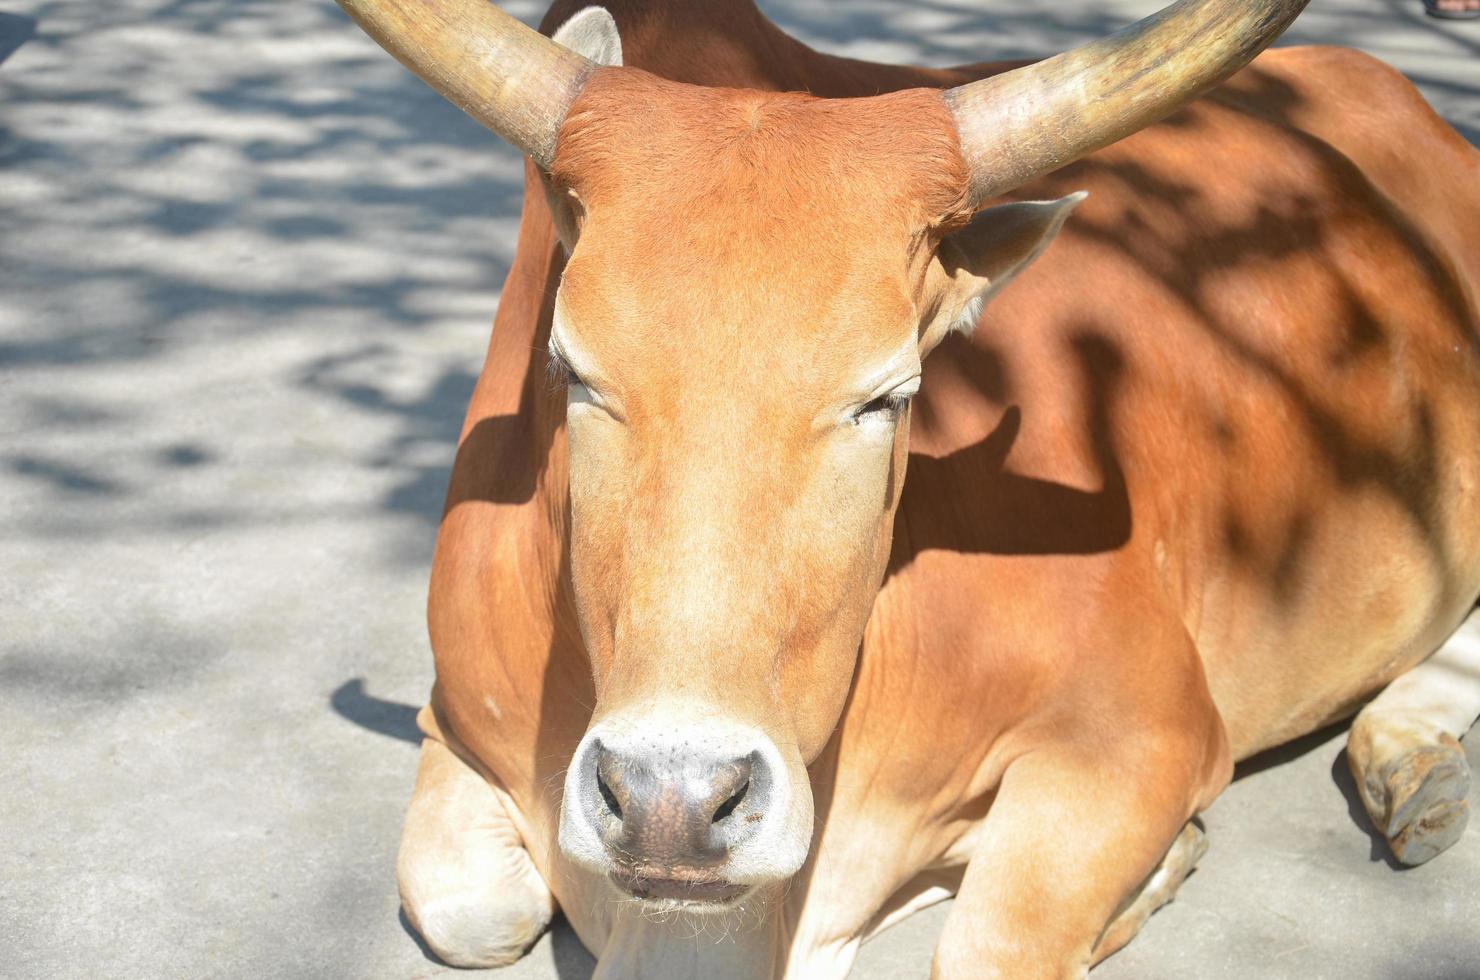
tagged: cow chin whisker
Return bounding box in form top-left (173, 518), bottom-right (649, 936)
top-left (610, 888), bottom-right (774, 941)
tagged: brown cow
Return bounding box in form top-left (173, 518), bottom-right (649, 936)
top-left (334, 1), bottom-right (1480, 976)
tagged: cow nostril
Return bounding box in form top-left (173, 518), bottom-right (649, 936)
top-left (596, 770), bottom-right (623, 820)
top-left (579, 740), bottom-right (777, 871)
top-left (711, 779), bottom-right (748, 824)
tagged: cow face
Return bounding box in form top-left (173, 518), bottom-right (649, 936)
top-left (548, 67), bottom-right (1080, 906)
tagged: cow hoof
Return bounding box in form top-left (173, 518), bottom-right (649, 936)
top-left (1372, 736), bottom-right (1471, 867)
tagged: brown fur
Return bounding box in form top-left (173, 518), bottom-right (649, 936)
top-left (410, 2), bottom-right (1480, 976)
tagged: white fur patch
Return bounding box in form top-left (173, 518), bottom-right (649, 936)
top-left (551, 6), bottom-right (623, 67)
top-left (1367, 609), bottom-right (1480, 736)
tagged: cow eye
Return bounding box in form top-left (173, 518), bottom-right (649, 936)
top-left (548, 349), bottom-right (594, 403)
top-left (850, 391), bottom-right (912, 425)
top-left (547, 349), bottom-right (578, 389)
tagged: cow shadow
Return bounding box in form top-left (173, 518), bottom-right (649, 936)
top-left (1233, 721), bottom-right (1409, 872)
top-left (329, 678), bottom-right (422, 744)
top-left (891, 329), bottom-right (1131, 572)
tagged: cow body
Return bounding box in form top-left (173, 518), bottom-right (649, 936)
top-left (403, 3), bottom-right (1480, 976)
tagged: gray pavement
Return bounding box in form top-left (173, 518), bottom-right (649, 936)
top-left (2, 1), bottom-right (1478, 977)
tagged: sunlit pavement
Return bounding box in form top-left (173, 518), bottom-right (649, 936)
top-left (2, 2), bottom-right (1477, 977)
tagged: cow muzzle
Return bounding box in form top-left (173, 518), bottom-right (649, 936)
top-left (558, 709), bottom-right (813, 906)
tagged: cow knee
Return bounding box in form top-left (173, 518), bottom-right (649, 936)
top-left (401, 888), bottom-right (548, 968)
top-left (397, 737), bottom-right (555, 967)
top-left (398, 840), bottom-right (554, 968)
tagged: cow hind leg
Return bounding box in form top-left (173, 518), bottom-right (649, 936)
top-left (1091, 820), bottom-right (1208, 965)
top-left (1346, 608), bottom-right (1480, 866)
top-left (398, 735), bottom-right (555, 967)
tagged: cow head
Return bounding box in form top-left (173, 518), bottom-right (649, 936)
top-left (336, 0), bottom-right (1307, 909)
top-left (541, 22), bottom-right (1089, 899)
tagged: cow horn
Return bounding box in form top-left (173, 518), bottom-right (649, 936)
top-left (334, 0), bottom-right (596, 169)
top-left (945, 0), bottom-right (1309, 207)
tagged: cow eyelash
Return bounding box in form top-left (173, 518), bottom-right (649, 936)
top-left (547, 349), bottom-right (580, 390)
top-left (851, 391), bottom-right (912, 423)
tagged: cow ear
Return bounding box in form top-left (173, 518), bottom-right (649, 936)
top-left (552, 6), bottom-right (623, 67)
top-left (921, 192), bottom-right (1086, 354)
top-left (545, 7), bottom-right (622, 252)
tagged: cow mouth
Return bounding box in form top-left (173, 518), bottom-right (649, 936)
top-left (609, 869), bottom-right (750, 906)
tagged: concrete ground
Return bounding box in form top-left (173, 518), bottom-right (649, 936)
top-left (2, 1), bottom-right (1478, 977)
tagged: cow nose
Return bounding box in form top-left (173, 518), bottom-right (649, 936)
top-left (590, 741), bottom-right (763, 869)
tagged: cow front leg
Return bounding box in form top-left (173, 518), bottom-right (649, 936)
top-left (1346, 608), bottom-right (1480, 866)
top-left (931, 738), bottom-right (1221, 980)
top-left (1089, 819), bottom-right (1206, 964)
top-left (397, 732), bottom-right (555, 967)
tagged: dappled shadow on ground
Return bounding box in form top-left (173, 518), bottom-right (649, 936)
top-left (1, 0), bottom-right (525, 568)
